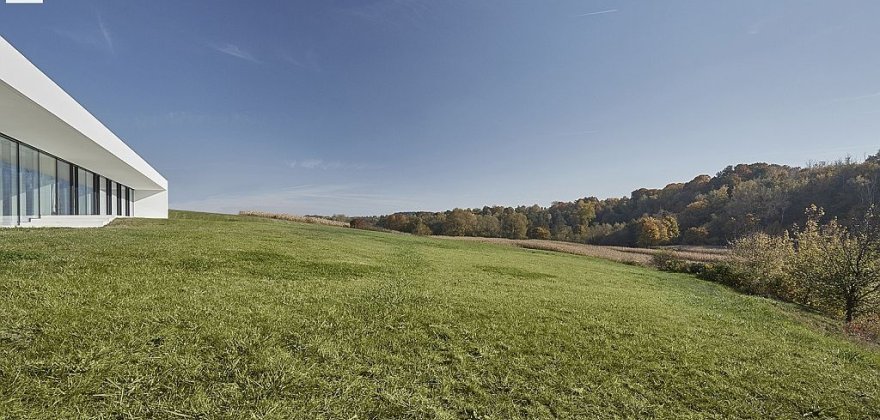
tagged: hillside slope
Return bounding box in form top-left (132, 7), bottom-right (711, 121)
top-left (0, 211), bottom-right (878, 418)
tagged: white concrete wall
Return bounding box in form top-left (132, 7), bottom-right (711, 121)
top-left (134, 189), bottom-right (168, 219)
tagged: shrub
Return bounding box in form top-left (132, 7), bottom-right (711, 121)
top-left (723, 205), bottom-right (880, 323)
top-left (729, 232), bottom-right (796, 299)
top-left (350, 218), bottom-right (372, 230)
top-left (651, 251), bottom-right (688, 272)
top-left (696, 262), bottom-right (737, 285)
top-left (528, 226), bottom-right (551, 240)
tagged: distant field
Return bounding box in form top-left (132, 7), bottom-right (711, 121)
top-left (238, 210), bottom-right (350, 227)
top-left (441, 236), bottom-right (728, 265)
top-left (0, 211), bottom-right (877, 418)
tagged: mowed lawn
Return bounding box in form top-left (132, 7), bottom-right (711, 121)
top-left (1, 212), bottom-right (878, 418)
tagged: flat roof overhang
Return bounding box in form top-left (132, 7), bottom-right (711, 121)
top-left (0, 36), bottom-right (167, 192)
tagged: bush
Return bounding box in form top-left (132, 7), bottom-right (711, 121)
top-left (350, 218), bottom-right (372, 229)
top-left (528, 226), bottom-right (551, 240)
top-left (696, 262), bottom-right (737, 285)
top-left (729, 232), bottom-right (796, 299)
top-left (651, 252), bottom-right (688, 272)
top-left (720, 206), bottom-right (880, 323)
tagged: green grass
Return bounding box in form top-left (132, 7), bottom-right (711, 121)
top-left (0, 211), bottom-right (878, 418)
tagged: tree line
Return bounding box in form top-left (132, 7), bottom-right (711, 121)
top-left (348, 151), bottom-right (880, 247)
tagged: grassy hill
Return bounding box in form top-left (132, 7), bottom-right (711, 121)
top-left (1, 211), bottom-right (878, 418)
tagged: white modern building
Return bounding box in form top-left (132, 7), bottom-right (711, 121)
top-left (0, 35), bottom-right (167, 227)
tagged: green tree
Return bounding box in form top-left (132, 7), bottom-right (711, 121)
top-left (443, 209), bottom-right (478, 236)
top-left (682, 226), bottom-right (709, 245)
top-left (574, 199), bottom-right (597, 236)
top-left (476, 214), bottom-right (501, 237)
top-left (502, 213), bottom-right (529, 239)
top-left (408, 218), bottom-right (432, 236)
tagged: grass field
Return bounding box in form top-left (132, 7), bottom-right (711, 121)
top-left (1, 211), bottom-right (878, 418)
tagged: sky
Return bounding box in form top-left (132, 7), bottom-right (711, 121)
top-left (1, 0), bottom-right (879, 216)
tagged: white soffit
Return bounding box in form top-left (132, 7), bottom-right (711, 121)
top-left (0, 35), bottom-right (167, 191)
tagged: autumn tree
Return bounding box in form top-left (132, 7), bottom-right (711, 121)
top-left (528, 226), bottom-right (551, 240)
top-left (574, 199), bottom-right (596, 236)
top-left (382, 213), bottom-right (410, 231)
top-left (635, 215), bottom-right (679, 247)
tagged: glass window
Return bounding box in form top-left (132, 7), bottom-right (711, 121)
top-left (125, 187), bottom-right (132, 216)
top-left (98, 176), bottom-right (106, 215)
top-left (0, 137), bottom-right (18, 225)
top-left (39, 153), bottom-right (56, 217)
top-left (56, 161), bottom-right (72, 216)
top-left (77, 168), bottom-right (85, 215)
top-left (77, 168), bottom-right (94, 216)
top-left (19, 145), bottom-right (39, 219)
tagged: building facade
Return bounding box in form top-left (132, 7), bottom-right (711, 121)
top-left (0, 36), bottom-right (167, 227)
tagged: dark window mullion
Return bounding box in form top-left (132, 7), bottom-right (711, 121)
top-left (15, 141), bottom-right (20, 225)
top-left (106, 178), bottom-right (111, 216)
top-left (93, 174), bottom-right (99, 215)
top-left (36, 151), bottom-right (40, 219)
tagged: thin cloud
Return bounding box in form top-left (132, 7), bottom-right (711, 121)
top-left (575, 9), bottom-right (618, 17)
top-left (287, 159), bottom-right (379, 171)
top-left (211, 43), bottom-right (260, 63)
top-left (280, 49), bottom-right (322, 72)
top-left (97, 13), bottom-right (114, 53)
top-left (54, 13), bottom-right (115, 53)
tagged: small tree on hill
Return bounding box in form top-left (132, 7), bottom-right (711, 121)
top-left (796, 206), bottom-right (880, 322)
top-left (731, 205), bottom-right (880, 323)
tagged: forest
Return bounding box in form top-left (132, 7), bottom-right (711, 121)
top-left (349, 152), bottom-right (880, 247)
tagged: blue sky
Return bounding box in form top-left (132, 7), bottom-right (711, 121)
top-left (1, 1), bottom-right (879, 215)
